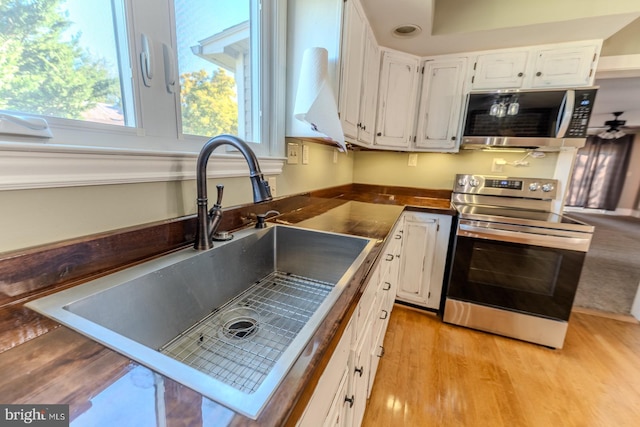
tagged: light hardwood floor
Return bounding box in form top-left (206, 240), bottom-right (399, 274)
top-left (362, 305), bottom-right (640, 427)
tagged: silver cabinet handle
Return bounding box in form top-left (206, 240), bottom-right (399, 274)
top-left (385, 254), bottom-right (394, 261)
top-left (382, 282), bottom-right (391, 291)
top-left (380, 310), bottom-right (388, 319)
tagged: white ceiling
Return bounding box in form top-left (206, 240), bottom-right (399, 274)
top-left (360, 0), bottom-right (640, 57)
top-left (359, 0), bottom-right (640, 129)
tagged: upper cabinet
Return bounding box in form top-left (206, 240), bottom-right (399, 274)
top-left (530, 44), bottom-right (599, 88)
top-left (374, 50), bottom-right (420, 149)
top-left (471, 40), bottom-right (601, 90)
top-left (338, 0), bottom-right (367, 140)
top-left (471, 51), bottom-right (528, 89)
top-left (338, 0), bottom-right (380, 146)
top-left (415, 57), bottom-right (467, 151)
top-left (287, 3), bottom-right (602, 153)
top-left (357, 31), bottom-right (380, 145)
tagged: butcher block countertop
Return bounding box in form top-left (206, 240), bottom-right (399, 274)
top-left (0, 184), bottom-right (454, 426)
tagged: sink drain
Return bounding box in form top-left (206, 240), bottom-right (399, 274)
top-left (220, 307), bottom-right (260, 340)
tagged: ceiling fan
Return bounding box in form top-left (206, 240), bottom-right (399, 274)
top-left (595, 112), bottom-right (629, 139)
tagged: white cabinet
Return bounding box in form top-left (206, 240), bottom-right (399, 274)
top-left (396, 212), bottom-right (452, 311)
top-left (324, 367), bottom-right (350, 427)
top-left (530, 44), bottom-right (598, 88)
top-left (415, 58), bottom-right (467, 151)
top-left (356, 31), bottom-right (380, 145)
top-left (297, 318), bottom-right (354, 427)
top-left (338, 0), bottom-right (380, 147)
top-left (374, 50), bottom-right (420, 149)
top-left (297, 218), bottom-right (403, 427)
top-left (338, 0), bottom-right (366, 140)
top-left (471, 51), bottom-right (528, 89)
top-left (470, 41), bottom-right (601, 90)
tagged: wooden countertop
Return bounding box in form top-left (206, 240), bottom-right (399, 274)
top-left (0, 186), bottom-right (453, 426)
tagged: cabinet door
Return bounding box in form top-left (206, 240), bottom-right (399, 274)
top-left (368, 290), bottom-right (389, 399)
top-left (374, 51), bottom-right (419, 148)
top-left (471, 51), bottom-right (527, 89)
top-left (338, 0), bottom-right (366, 139)
top-left (415, 58), bottom-right (466, 151)
top-left (357, 30), bottom-right (380, 145)
top-left (396, 215), bottom-right (437, 305)
top-left (323, 367), bottom-right (350, 427)
top-left (297, 318), bottom-right (353, 427)
top-left (530, 44), bottom-right (598, 88)
top-left (396, 212), bottom-right (453, 310)
top-left (351, 316), bottom-right (373, 427)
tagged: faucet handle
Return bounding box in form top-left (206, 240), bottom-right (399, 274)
top-left (214, 184), bottom-right (224, 208)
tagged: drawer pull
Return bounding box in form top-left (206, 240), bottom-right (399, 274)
top-left (345, 395), bottom-right (355, 408)
top-left (385, 254), bottom-right (394, 261)
top-left (382, 282), bottom-right (391, 291)
top-left (377, 346), bottom-right (385, 358)
top-left (380, 310), bottom-right (388, 319)
top-left (354, 366), bottom-right (363, 377)
top-left (394, 234), bottom-right (402, 239)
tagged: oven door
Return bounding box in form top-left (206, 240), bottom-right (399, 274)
top-left (446, 221), bottom-right (587, 322)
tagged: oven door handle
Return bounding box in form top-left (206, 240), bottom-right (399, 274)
top-left (458, 222), bottom-right (591, 252)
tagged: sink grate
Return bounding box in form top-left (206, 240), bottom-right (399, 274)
top-left (159, 271), bottom-right (333, 394)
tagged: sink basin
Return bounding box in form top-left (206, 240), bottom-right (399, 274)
top-left (26, 225), bottom-right (375, 419)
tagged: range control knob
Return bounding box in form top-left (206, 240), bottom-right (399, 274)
top-left (528, 182), bottom-right (540, 191)
top-left (541, 183), bottom-right (555, 192)
top-left (457, 178), bottom-right (467, 187)
top-left (469, 178), bottom-right (480, 187)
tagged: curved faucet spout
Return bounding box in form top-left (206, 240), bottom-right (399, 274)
top-left (194, 135), bottom-right (272, 250)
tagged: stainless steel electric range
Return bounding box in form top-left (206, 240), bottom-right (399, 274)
top-left (443, 174), bottom-right (594, 348)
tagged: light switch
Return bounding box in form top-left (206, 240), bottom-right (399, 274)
top-left (408, 153), bottom-right (418, 167)
top-left (302, 144), bottom-right (309, 164)
top-left (287, 143), bottom-right (300, 164)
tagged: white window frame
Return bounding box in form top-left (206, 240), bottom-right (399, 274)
top-left (0, 0), bottom-right (286, 191)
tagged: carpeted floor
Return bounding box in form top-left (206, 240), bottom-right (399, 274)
top-left (567, 212), bottom-right (640, 314)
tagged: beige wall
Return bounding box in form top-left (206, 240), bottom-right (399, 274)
top-left (0, 142), bottom-right (353, 254)
top-left (353, 150), bottom-right (559, 189)
top-left (602, 17), bottom-right (640, 56)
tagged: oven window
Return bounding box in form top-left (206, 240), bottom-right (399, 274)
top-left (447, 236), bottom-right (586, 321)
top-left (468, 241), bottom-right (561, 295)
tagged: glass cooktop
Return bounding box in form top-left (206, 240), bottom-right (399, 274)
top-left (454, 204), bottom-right (594, 232)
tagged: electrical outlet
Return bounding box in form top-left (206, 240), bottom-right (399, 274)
top-left (287, 143), bottom-right (299, 164)
top-left (408, 153), bottom-right (418, 167)
top-left (302, 144), bottom-right (309, 164)
top-left (268, 176), bottom-right (277, 197)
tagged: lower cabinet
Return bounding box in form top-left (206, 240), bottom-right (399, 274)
top-left (395, 211), bottom-right (453, 310)
top-left (297, 218), bottom-right (403, 427)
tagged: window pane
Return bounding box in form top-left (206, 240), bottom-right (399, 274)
top-left (0, 0), bottom-right (132, 126)
top-left (174, 0), bottom-right (259, 142)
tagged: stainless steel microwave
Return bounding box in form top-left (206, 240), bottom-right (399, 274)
top-left (460, 87), bottom-right (598, 150)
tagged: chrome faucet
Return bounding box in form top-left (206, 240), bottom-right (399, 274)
top-left (194, 135), bottom-right (272, 250)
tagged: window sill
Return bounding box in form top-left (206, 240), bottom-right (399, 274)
top-left (0, 142), bottom-right (285, 191)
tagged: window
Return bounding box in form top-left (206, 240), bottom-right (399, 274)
top-left (0, 0), bottom-right (285, 172)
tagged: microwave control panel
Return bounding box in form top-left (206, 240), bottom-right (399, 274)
top-left (566, 89), bottom-right (598, 138)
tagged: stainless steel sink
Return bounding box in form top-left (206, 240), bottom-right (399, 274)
top-left (26, 225), bottom-right (375, 419)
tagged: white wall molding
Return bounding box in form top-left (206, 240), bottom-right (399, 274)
top-left (0, 143), bottom-right (285, 190)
